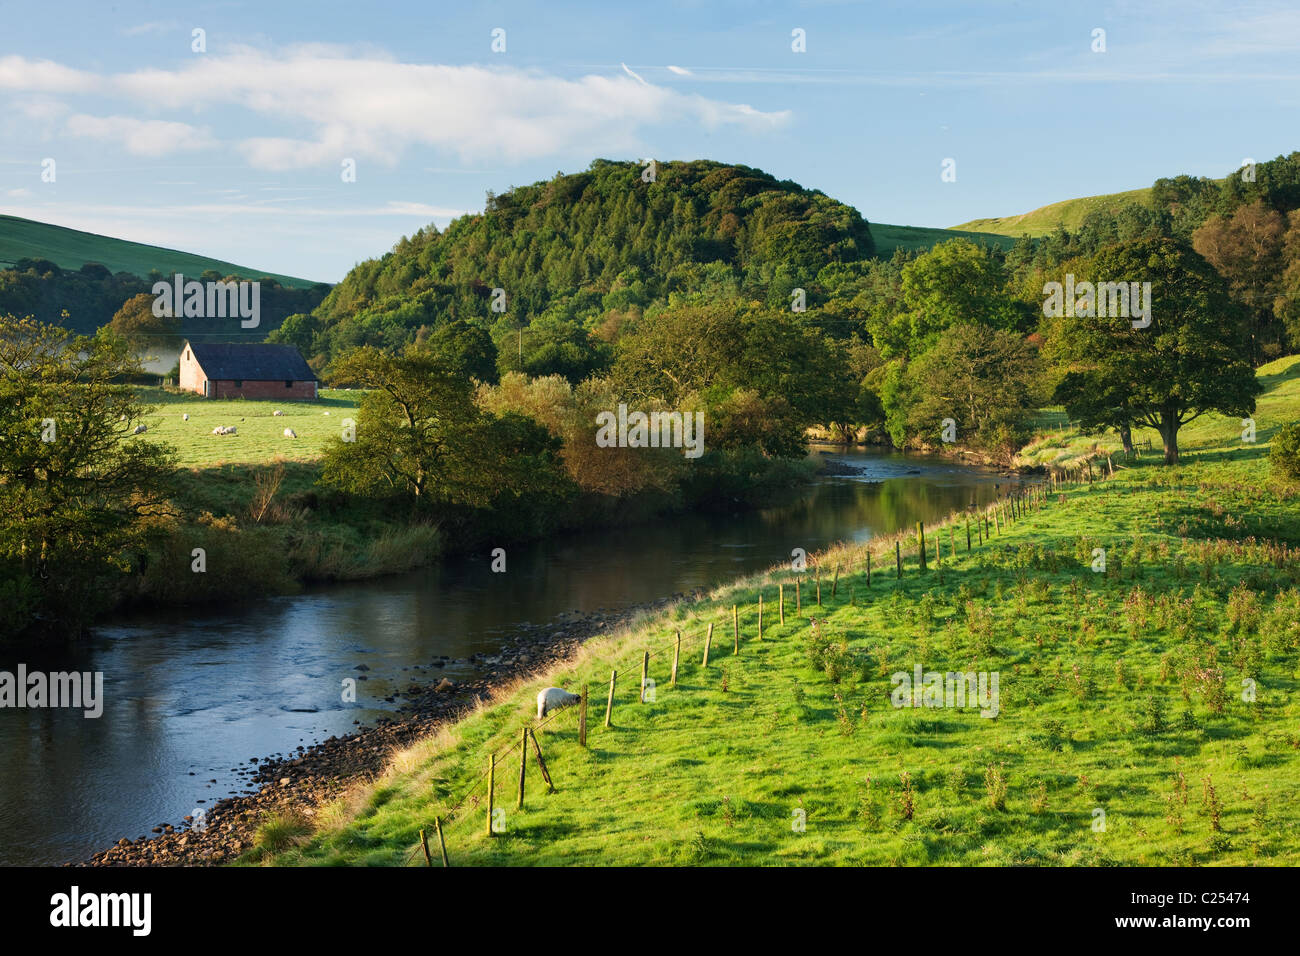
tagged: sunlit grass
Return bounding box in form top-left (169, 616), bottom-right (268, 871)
top-left (129, 386), bottom-right (359, 467)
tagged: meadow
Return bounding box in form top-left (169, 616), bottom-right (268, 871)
top-left (951, 186), bottom-right (1156, 238)
top-left (242, 362), bottom-right (1300, 867)
top-left (132, 387), bottom-right (359, 467)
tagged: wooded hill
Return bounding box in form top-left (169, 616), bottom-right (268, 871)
top-left (277, 160), bottom-right (886, 374)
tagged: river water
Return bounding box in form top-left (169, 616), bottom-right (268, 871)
top-left (0, 447), bottom-right (1019, 866)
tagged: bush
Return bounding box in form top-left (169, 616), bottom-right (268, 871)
top-left (1271, 422), bottom-right (1300, 481)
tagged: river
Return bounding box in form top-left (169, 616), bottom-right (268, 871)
top-left (0, 446), bottom-right (1020, 866)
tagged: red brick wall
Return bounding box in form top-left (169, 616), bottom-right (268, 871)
top-left (208, 380), bottom-right (318, 400)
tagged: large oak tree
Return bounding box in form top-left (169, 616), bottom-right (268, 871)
top-left (1053, 238), bottom-right (1261, 464)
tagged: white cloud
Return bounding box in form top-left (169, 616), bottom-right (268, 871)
top-left (667, 65), bottom-right (693, 76)
top-left (63, 114), bottom-right (217, 157)
top-left (0, 55), bottom-right (96, 93)
top-left (2, 200), bottom-right (465, 220)
top-left (120, 21), bottom-right (178, 37)
top-left (0, 48), bottom-right (790, 169)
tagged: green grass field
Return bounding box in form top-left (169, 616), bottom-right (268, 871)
top-left (244, 360), bottom-right (1300, 867)
top-left (0, 214), bottom-right (323, 287)
top-left (871, 221), bottom-right (1017, 256)
top-left (131, 388), bottom-right (360, 467)
top-left (951, 186), bottom-right (1154, 238)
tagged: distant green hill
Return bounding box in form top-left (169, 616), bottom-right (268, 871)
top-left (871, 222), bottom-right (1016, 255)
top-left (950, 187), bottom-right (1154, 238)
top-left (0, 214), bottom-right (321, 288)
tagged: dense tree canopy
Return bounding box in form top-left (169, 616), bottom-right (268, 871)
top-left (299, 160), bottom-right (875, 377)
top-left (1052, 238), bottom-right (1262, 463)
top-left (0, 317), bottom-right (176, 636)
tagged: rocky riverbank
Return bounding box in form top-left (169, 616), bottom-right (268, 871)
top-left (79, 594), bottom-right (688, 867)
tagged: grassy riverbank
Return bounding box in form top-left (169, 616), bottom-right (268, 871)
top-left (243, 364), bottom-right (1300, 867)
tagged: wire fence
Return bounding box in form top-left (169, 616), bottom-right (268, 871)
top-left (395, 473), bottom-right (1074, 865)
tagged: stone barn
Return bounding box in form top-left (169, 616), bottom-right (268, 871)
top-left (178, 341), bottom-right (319, 400)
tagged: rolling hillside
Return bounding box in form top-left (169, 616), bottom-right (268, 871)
top-left (950, 187), bottom-right (1153, 238)
top-left (871, 221), bottom-right (1016, 255)
top-left (0, 214), bottom-right (322, 288)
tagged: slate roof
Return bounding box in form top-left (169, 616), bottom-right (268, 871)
top-left (184, 342), bottom-right (318, 382)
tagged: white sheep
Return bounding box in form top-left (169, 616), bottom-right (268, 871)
top-left (212, 425), bottom-right (237, 436)
top-left (284, 428), bottom-right (297, 438)
top-left (132, 424), bottom-right (147, 435)
top-left (273, 410), bottom-right (284, 416)
top-left (536, 687), bottom-right (581, 720)
top-left (182, 413), bottom-right (189, 421)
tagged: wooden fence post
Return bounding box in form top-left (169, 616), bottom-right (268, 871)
top-left (966, 517), bottom-right (971, 551)
top-left (579, 684), bottom-right (588, 747)
top-left (816, 572), bottom-right (822, 607)
top-left (917, 522), bottom-right (927, 572)
top-left (795, 579), bottom-right (801, 614)
top-left (529, 729), bottom-right (554, 793)
top-left (733, 604), bottom-right (739, 655)
top-left (640, 650), bottom-right (649, 704)
top-left (434, 816), bottom-right (449, 867)
top-left (604, 670), bottom-right (616, 728)
top-left (832, 565), bottom-right (839, 599)
top-left (949, 524), bottom-right (955, 557)
top-left (702, 623), bottom-right (713, 667)
top-left (866, 551), bottom-right (872, 586)
top-left (671, 632), bottom-right (680, 687)
top-left (758, 593), bottom-right (763, 640)
top-left (517, 726), bottom-right (527, 810)
top-left (419, 828), bottom-right (433, 867)
top-left (486, 754), bottom-right (495, 838)
top-left (779, 584), bottom-right (785, 624)
top-left (895, 541), bottom-right (902, 579)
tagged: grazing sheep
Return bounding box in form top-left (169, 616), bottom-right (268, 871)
top-left (182, 413), bottom-right (189, 421)
top-left (283, 428), bottom-right (297, 439)
top-left (273, 410), bottom-right (283, 416)
top-left (212, 425), bottom-right (237, 436)
top-left (536, 687), bottom-right (581, 720)
top-left (323, 411), bottom-right (330, 416)
top-left (132, 424), bottom-right (147, 435)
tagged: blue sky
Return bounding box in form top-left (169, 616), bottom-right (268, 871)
top-left (2, 0), bottom-right (1298, 282)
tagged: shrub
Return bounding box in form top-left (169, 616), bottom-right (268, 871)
top-left (1270, 422), bottom-right (1300, 481)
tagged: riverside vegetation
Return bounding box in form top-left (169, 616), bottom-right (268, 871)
top-left (243, 358), bottom-right (1300, 866)
top-left (4, 156), bottom-right (1297, 645)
